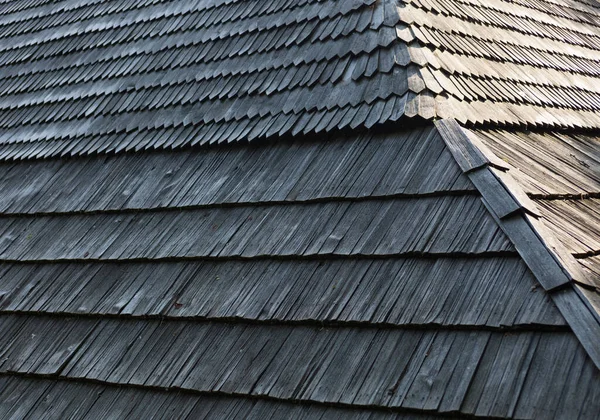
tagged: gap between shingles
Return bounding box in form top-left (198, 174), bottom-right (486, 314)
top-left (0, 190), bottom-right (479, 219)
top-left (0, 371), bottom-right (482, 419)
top-left (529, 192), bottom-right (600, 201)
top-left (573, 250), bottom-right (600, 259)
top-left (0, 250), bottom-right (521, 265)
top-left (0, 310), bottom-right (572, 333)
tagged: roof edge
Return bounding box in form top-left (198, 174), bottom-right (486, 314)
top-left (435, 118), bottom-right (600, 371)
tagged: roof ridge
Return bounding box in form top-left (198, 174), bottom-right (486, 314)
top-left (435, 117), bottom-right (600, 370)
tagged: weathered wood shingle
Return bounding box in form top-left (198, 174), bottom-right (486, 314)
top-left (439, 122), bottom-right (600, 375)
top-left (474, 129), bottom-right (600, 287)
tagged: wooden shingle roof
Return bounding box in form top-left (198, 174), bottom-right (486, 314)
top-left (402, 0), bottom-right (600, 127)
top-left (2, 125), bottom-right (598, 420)
top-left (0, 0), bottom-right (598, 419)
top-left (0, 0), bottom-right (598, 160)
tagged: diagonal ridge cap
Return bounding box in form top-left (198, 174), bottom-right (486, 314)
top-left (435, 117), bottom-right (600, 370)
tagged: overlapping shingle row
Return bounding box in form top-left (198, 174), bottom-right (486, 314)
top-left (0, 0), bottom-right (597, 160)
top-left (403, 0), bottom-right (600, 127)
top-left (0, 0), bottom-right (420, 159)
top-left (474, 129), bottom-right (600, 288)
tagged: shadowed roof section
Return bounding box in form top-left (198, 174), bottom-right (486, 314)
top-left (0, 0), bottom-right (413, 159)
top-left (0, 120), bottom-right (594, 419)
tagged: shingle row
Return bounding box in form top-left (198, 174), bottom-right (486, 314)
top-left (0, 47), bottom-right (412, 107)
top-left (5, 0), bottom-right (373, 54)
top-left (0, 196), bottom-right (513, 261)
top-left (408, 0), bottom-right (600, 49)
top-left (0, 128), bottom-right (473, 214)
top-left (473, 130), bottom-right (600, 197)
top-left (471, 128), bottom-right (600, 289)
top-left (432, 50), bottom-right (600, 95)
top-left (535, 199), bottom-right (600, 257)
top-left (0, 0), bottom-right (341, 38)
top-left (0, 68), bottom-right (410, 129)
top-left (416, 25), bottom-right (600, 76)
top-left (434, 71), bottom-right (600, 111)
top-left (438, 97), bottom-right (600, 130)
top-left (578, 256), bottom-right (600, 287)
top-left (0, 376), bottom-right (446, 420)
top-left (0, 0), bottom-right (424, 160)
top-left (0, 315), bottom-right (596, 418)
top-left (0, 93), bottom-right (423, 160)
top-left (401, 0), bottom-right (600, 129)
top-left (0, 1), bottom-right (386, 67)
top-left (0, 257), bottom-right (563, 327)
top-left (470, 0), bottom-right (600, 27)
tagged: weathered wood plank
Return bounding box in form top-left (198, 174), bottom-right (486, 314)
top-left (435, 119), bottom-right (489, 172)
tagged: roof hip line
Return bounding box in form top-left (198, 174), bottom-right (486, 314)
top-left (435, 117), bottom-right (600, 370)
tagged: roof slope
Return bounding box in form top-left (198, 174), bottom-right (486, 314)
top-left (0, 0), bottom-right (599, 160)
top-left (402, 0), bottom-right (600, 127)
top-left (436, 118), bottom-right (600, 372)
top-left (1, 125), bottom-right (598, 419)
top-left (0, 0), bottom-right (411, 159)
